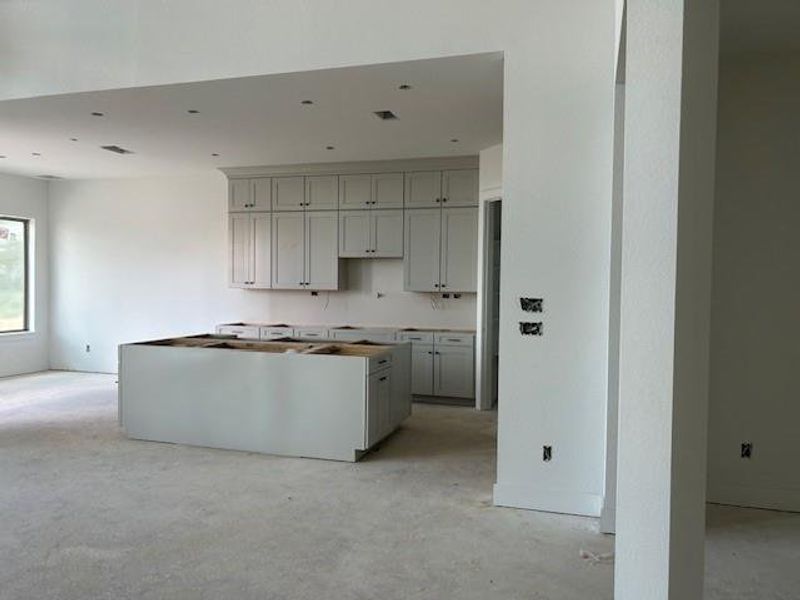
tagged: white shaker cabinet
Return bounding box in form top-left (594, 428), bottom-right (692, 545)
top-left (403, 209), bottom-right (441, 291)
top-left (441, 169), bottom-right (479, 207)
top-left (440, 207), bottom-right (478, 292)
top-left (305, 211), bottom-right (339, 289)
top-left (433, 344), bottom-right (475, 398)
top-left (272, 176), bottom-right (306, 211)
top-left (372, 173), bottom-right (404, 208)
top-left (367, 368), bottom-right (393, 446)
top-left (305, 175), bottom-right (339, 210)
top-left (410, 344), bottom-right (435, 395)
top-left (229, 212), bottom-right (271, 288)
top-left (272, 211), bottom-right (340, 290)
top-left (340, 209), bottom-right (403, 258)
top-left (405, 171), bottom-right (442, 207)
top-left (271, 212), bottom-right (306, 289)
top-left (339, 175), bottom-right (373, 209)
top-left (229, 178), bottom-right (271, 212)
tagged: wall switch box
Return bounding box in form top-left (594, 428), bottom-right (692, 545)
top-left (520, 297), bottom-right (543, 313)
top-left (519, 321), bottom-right (543, 336)
top-left (543, 445), bottom-right (553, 462)
top-left (741, 442), bottom-right (753, 458)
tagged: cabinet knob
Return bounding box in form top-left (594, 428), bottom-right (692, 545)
top-left (442, 198), bottom-right (448, 203)
top-left (435, 198), bottom-right (441, 203)
top-left (441, 284), bottom-right (447, 288)
top-left (434, 283), bottom-right (440, 288)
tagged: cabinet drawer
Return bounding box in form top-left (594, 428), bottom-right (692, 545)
top-left (398, 331), bottom-right (434, 344)
top-left (215, 325), bottom-right (261, 339)
top-left (368, 353), bottom-right (393, 374)
top-left (434, 332), bottom-right (475, 347)
top-left (294, 327), bottom-right (330, 339)
top-left (260, 326), bottom-right (294, 339)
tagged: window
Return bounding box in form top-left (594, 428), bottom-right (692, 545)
top-left (0, 217), bottom-right (29, 333)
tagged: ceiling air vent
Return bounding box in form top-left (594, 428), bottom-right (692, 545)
top-left (37, 175), bottom-right (63, 180)
top-left (101, 145), bottom-right (134, 155)
top-left (373, 110), bottom-right (398, 121)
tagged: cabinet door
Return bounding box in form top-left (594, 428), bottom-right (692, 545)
top-left (440, 207), bottom-right (478, 292)
top-left (372, 172), bottom-right (404, 208)
top-left (228, 179), bottom-right (251, 212)
top-left (433, 345), bottom-right (475, 398)
top-left (272, 176), bottom-right (306, 211)
top-left (305, 175), bottom-right (338, 210)
top-left (339, 210), bottom-right (371, 257)
top-left (367, 369), bottom-right (393, 445)
top-left (371, 210), bottom-right (403, 258)
top-left (305, 211), bottom-right (339, 290)
top-left (251, 213), bottom-right (272, 288)
top-left (339, 174), bottom-right (373, 209)
top-left (404, 171), bottom-right (442, 207)
top-left (252, 178), bottom-right (272, 211)
top-left (404, 209), bottom-right (441, 292)
top-left (442, 169), bottom-right (479, 207)
top-left (271, 212), bottom-right (305, 289)
top-left (229, 213), bottom-right (252, 287)
top-left (411, 344), bottom-right (434, 395)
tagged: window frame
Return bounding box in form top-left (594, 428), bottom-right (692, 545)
top-left (0, 216), bottom-right (30, 335)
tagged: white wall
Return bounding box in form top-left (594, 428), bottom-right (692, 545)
top-left (707, 52), bottom-right (800, 512)
top-left (5, 0), bottom-right (615, 517)
top-left (616, 1), bottom-right (719, 598)
top-left (0, 173), bottom-right (49, 378)
top-left (48, 173), bottom-right (477, 373)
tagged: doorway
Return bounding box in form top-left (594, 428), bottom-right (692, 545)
top-left (477, 198), bottom-right (502, 411)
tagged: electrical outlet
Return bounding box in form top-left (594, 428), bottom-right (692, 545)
top-left (442, 293), bottom-right (451, 299)
top-left (85, 344), bottom-right (91, 353)
top-left (741, 442), bottom-right (753, 459)
top-left (543, 445), bottom-right (552, 462)
top-left (311, 291), bottom-right (319, 296)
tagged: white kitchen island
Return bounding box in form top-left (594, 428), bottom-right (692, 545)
top-left (118, 335), bottom-right (411, 462)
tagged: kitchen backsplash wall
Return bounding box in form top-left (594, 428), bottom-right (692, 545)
top-left (48, 172), bottom-right (476, 373)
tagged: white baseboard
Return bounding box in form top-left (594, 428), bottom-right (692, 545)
top-left (493, 483), bottom-right (603, 517)
top-left (708, 484), bottom-right (800, 513)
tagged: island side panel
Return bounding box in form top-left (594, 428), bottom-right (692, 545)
top-left (119, 344), bottom-right (367, 462)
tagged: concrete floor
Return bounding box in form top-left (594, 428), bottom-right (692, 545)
top-left (0, 372), bottom-right (797, 600)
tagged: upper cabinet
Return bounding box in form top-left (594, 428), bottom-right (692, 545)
top-left (340, 173), bottom-right (403, 209)
top-left (229, 178), bottom-right (271, 212)
top-left (404, 169), bottom-right (478, 208)
top-left (272, 176), bottom-right (306, 211)
top-left (305, 175), bottom-right (339, 210)
top-left (272, 210), bottom-right (340, 290)
top-left (404, 206), bottom-right (478, 293)
top-left (340, 209), bottom-right (403, 258)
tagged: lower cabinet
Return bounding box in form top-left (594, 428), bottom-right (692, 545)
top-left (411, 344), bottom-right (435, 395)
top-left (367, 367), bottom-right (393, 446)
top-left (433, 344), bottom-right (475, 398)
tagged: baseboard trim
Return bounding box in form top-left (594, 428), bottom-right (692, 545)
top-left (493, 483), bottom-right (603, 517)
top-left (708, 484), bottom-right (800, 513)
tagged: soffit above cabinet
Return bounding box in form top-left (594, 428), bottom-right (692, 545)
top-left (221, 156), bottom-right (478, 179)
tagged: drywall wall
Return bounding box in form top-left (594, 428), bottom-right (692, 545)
top-left (6, 0), bottom-right (615, 518)
top-left (707, 52), bottom-right (800, 512)
top-left (47, 173), bottom-right (476, 373)
top-left (616, 1), bottom-right (719, 598)
top-left (0, 173), bottom-right (49, 378)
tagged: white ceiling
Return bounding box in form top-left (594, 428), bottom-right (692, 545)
top-left (0, 53), bottom-right (503, 180)
top-left (721, 0), bottom-right (800, 57)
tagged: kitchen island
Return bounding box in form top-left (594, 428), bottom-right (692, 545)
top-left (118, 335), bottom-right (411, 462)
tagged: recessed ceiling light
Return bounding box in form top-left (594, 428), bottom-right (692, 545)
top-left (301, 100), bottom-right (314, 105)
top-left (70, 137), bottom-right (79, 142)
top-left (187, 109), bottom-right (200, 114)
top-left (0, 155), bottom-right (6, 159)
top-left (91, 112), bottom-right (105, 117)
top-left (31, 152), bottom-right (42, 157)
top-left (398, 84), bottom-right (412, 90)
top-left (211, 153), bottom-right (220, 157)
top-left (325, 146), bottom-right (335, 150)
top-left (450, 138), bottom-right (460, 143)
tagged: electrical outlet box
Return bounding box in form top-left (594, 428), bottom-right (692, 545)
top-left (519, 322), bottom-right (543, 336)
top-left (520, 297), bottom-right (543, 313)
top-left (741, 442), bottom-right (753, 459)
top-left (543, 445), bottom-right (552, 462)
